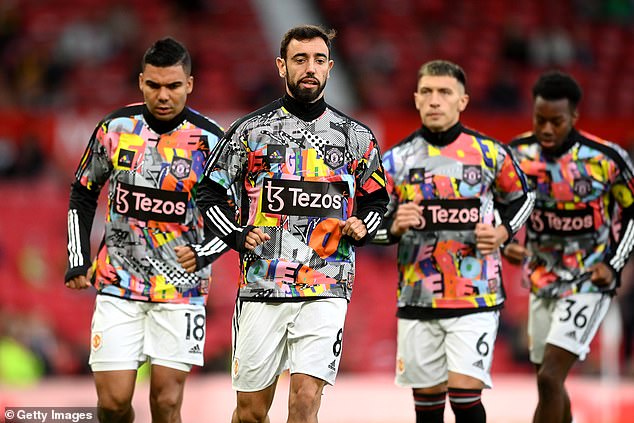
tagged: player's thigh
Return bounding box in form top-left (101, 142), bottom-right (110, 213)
top-left (528, 294), bottom-right (556, 364)
top-left (444, 311), bottom-right (499, 389)
top-left (89, 295), bottom-right (148, 371)
top-left (231, 300), bottom-right (291, 392)
top-left (287, 298), bottom-right (348, 386)
top-left (395, 318), bottom-right (447, 389)
top-left (94, 370), bottom-right (138, 405)
top-left (145, 302), bottom-right (206, 371)
top-left (545, 293), bottom-right (611, 361)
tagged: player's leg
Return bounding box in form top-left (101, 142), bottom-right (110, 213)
top-left (233, 382), bottom-right (277, 423)
top-left (286, 298), bottom-right (347, 423)
top-left (231, 300), bottom-right (290, 422)
top-left (445, 311), bottom-right (499, 423)
top-left (145, 302), bottom-right (206, 423)
top-left (148, 364), bottom-right (189, 423)
top-left (531, 293), bottom-right (610, 423)
top-left (93, 371), bottom-right (137, 423)
top-left (532, 346), bottom-right (576, 423)
top-left (396, 318), bottom-right (448, 423)
top-left (89, 296), bottom-right (148, 422)
top-left (287, 373), bottom-right (326, 423)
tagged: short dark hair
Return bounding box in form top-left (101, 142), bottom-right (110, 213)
top-left (532, 70), bottom-right (582, 108)
top-left (142, 37), bottom-right (191, 75)
top-left (279, 25), bottom-right (336, 60)
top-left (417, 60), bottom-right (467, 91)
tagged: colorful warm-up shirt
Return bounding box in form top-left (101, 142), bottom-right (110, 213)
top-left (65, 104), bottom-right (227, 304)
top-left (374, 123), bottom-right (534, 319)
top-left (197, 95), bottom-right (389, 302)
top-left (511, 128), bottom-right (634, 298)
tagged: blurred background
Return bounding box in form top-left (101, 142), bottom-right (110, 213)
top-left (1, 0), bottom-right (634, 421)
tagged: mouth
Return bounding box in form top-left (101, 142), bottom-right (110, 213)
top-left (155, 106), bottom-right (172, 115)
top-left (299, 78), bottom-right (319, 89)
top-left (538, 137), bottom-right (555, 148)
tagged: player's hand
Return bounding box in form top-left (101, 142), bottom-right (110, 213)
top-left (244, 227), bottom-right (270, 251)
top-left (503, 243), bottom-right (530, 265)
top-left (588, 262), bottom-right (614, 287)
top-left (475, 223), bottom-right (509, 256)
top-left (175, 245), bottom-right (197, 273)
top-left (65, 267), bottom-right (93, 290)
top-left (390, 195), bottom-right (424, 237)
top-left (340, 216), bottom-right (367, 241)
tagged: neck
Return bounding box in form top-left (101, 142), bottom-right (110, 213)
top-left (143, 106), bottom-right (187, 134)
top-left (420, 122), bottom-right (462, 146)
top-left (282, 94), bottom-right (327, 121)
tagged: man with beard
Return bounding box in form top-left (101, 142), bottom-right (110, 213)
top-left (503, 71), bottom-right (634, 423)
top-left (196, 25), bottom-right (389, 423)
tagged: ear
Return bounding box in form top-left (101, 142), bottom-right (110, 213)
top-left (187, 75), bottom-right (194, 94)
top-left (138, 73), bottom-right (144, 91)
top-left (413, 92), bottom-right (421, 111)
top-left (571, 108), bottom-right (579, 125)
top-left (276, 57), bottom-right (286, 78)
top-left (458, 94), bottom-right (470, 112)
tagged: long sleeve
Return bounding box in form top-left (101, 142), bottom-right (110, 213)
top-left (196, 176), bottom-right (251, 253)
top-left (494, 144), bottom-right (535, 241)
top-left (606, 145), bottom-right (634, 274)
top-left (65, 181), bottom-right (100, 281)
top-left (348, 136), bottom-right (390, 246)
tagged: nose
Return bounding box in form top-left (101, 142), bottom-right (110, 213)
top-left (429, 91), bottom-right (441, 106)
top-left (541, 122), bottom-right (554, 134)
top-left (158, 86), bottom-right (170, 101)
top-left (305, 59), bottom-right (317, 74)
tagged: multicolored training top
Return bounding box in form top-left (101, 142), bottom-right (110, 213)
top-left (374, 123), bottom-right (534, 319)
top-left (511, 128), bottom-right (634, 298)
top-left (198, 95), bottom-right (389, 302)
top-left (65, 104), bottom-right (227, 304)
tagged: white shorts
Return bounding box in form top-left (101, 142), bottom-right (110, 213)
top-left (395, 311), bottom-right (499, 389)
top-left (231, 298), bottom-right (347, 392)
top-left (528, 292), bottom-right (611, 364)
top-left (89, 295), bottom-right (206, 372)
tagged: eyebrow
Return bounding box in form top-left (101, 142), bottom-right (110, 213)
top-left (291, 52), bottom-right (328, 60)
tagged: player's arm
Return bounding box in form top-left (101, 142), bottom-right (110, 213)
top-left (346, 137), bottom-right (390, 246)
top-left (602, 145), bottom-right (634, 285)
top-left (491, 145), bottom-right (535, 254)
top-left (175, 235), bottom-right (229, 273)
top-left (65, 124), bottom-right (110, 289)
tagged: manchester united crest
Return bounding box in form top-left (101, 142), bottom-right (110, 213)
top-left (170, 156), bottom-right (192, 180)
top-left (463, 165), bottom-right (482, 186)
top-left (323, 146), bottom-right (345, 169)
top-left (573, 178), bottom-right (593, 197)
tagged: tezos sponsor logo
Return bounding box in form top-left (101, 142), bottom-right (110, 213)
top-left (261, 177), bottom-right (348, 218)
top-left (114, 181), bottom-right (188, 223)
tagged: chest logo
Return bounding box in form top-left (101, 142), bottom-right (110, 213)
top-left (573, 178), bottom-right (593, 198)
top-left (323, 146), bottom-right (345, 169)
top-left (463, 165), bottom-right (482, 186)
top-left (117, 149), bottom-right (136, 169)
top-left (267, 145), bottom-right (286, 164)
top-left (409, 168), bottom-right (425, 183)
top-left (170, 156), bottom-right (192, 180)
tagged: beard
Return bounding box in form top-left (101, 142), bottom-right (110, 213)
top-left (287, 76), bottom-right (327, 103)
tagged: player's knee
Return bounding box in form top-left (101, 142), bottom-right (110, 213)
top-left (234, 407), bottom-right (269, 423)
top-left (288, 387), bottom-right (321, 418)
top-left (149, 388), bottom-right (182, 414)
top-left (536, 367), bottom-right (561, 393)
top-left (97, 391), bottom-right (133, 413)
top-left (97, 398), bottom-right (134, 423)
